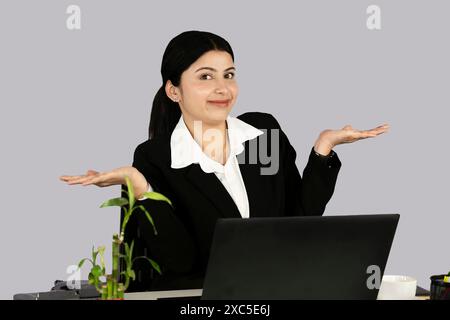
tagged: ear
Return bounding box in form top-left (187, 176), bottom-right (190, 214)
top-left (165, 80), bottom-right (180, 102)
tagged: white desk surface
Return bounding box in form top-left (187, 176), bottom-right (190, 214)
top-left (125, 289), bottom-right (203, 300)
top-left (124, 289), bottom-right (429, 300)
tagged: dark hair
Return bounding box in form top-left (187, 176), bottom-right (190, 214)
top-left (148, 30), bottom-right (235, 140)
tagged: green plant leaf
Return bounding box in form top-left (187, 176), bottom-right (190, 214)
top-left (98, 246), bottom-right (106, 271)
top-left (128, 269), bottom-right (136, 280)
top-left (137, 205), bottom-right (157, 235)
top-left (88, 273), bottom-right (95, 285)
top-left (100, 197), bottom-right (128, 208)
top-left (125, 176), bottom-right (135, 211)
top-left (141, 191), bottom-right (173, 207)
top-left (121, 210), bottom-right (132, 235)
top-left (132, 256), bottom-right (162, 275)
top-left (91, 265), bottom-right (103, 278)
top-left (124, 242), bottom-right (130, 257)
top-left (78, 258), bottom-right (93, 269)
top-left (130, 240), bottom-right (135, 258)
top-left (91, 246), bottom-right (98, 264)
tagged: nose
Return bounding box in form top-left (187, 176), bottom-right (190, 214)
top-left (214, 78), bottom-right (230, 95)
top-left (215, 88), bottom-right (226, 95)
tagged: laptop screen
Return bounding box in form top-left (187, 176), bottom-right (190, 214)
top-left (202, 214), bottom-right (399, 300)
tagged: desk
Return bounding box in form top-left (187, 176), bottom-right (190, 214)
top-left (124, 288), bottom-right (429, 300)
top-left (125, 289), bottom-right (203, 300)
top-left (14, 287), bottom-right (429, 300)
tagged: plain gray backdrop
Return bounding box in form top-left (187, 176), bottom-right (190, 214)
top-left (1, 0), bottom-right (448, 299)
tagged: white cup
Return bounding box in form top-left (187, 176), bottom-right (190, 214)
top-left (377, 275), bottom-right (417, 300)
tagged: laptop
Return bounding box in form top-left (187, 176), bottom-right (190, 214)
top-left (201, 214), bottom-right (400, 300)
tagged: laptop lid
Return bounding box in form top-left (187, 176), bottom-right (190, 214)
top-left (201, 214), bottom-right (400, 300)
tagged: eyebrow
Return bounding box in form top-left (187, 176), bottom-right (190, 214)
top-left (195, 66), bottom-right (236, 73)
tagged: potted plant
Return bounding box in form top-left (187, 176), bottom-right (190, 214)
top-left (77, 176), bottom-right (172, 300)
top-left (430, 271), bottom-right (450, 300)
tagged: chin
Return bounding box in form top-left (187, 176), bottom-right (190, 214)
top-left (203, 110), bottom-right (230, 125)
top-left (209, 104), bottom-right (232, 114)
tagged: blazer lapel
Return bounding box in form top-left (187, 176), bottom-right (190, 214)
top-left (185, 164), bottom-right (242, 219)
top-left (237, 143), bottom-right (272, 218)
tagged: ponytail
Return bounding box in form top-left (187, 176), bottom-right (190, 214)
top-left (148, 86), bottom-right (181, 140)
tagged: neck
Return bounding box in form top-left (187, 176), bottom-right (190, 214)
top-left (184, 116), bottom-right (229, 165)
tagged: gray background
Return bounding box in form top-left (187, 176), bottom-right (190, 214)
top-left (1, 0), bottom-right (448, 299)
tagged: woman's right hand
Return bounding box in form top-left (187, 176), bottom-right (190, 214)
top-left (59, 166), bottom-right (149, 197)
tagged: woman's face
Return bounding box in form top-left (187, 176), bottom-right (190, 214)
top-left (169, 50), bottom-right (238, 127)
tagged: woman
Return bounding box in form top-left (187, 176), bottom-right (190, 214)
top-left (60, 30), bottom-right (389, 291)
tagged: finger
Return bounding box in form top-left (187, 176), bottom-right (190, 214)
top-left (342, 125), bottom-right (353, 130)
top-left (81, 172), bottom-right (109, 186)
top-left (86, 170), bottom-right (99, 176)
top-left (85, 171), bottom-right (120, 187)
top-left (67, 175), bottom-right (97, 185)
top-left (66, 170), bottom-right (103, 184)
top-left (60, 175), bottom-right (85, 181)
top-left (367, 127), bottom-right (389, 136)
top-left (67, 179), bottom-right (89, 185)
top-left (83, 178), bottom-right (113, 187)
top-left (368, 124), bottom-right (390, 132)
top-left (353, 131), bottom-right (377, 139)
top-left (81, 177), bottom-right (100, 186)
top-left (372, 125), bottom-right (389, 131)
top-left (61, 177), bottom-right (87, 184)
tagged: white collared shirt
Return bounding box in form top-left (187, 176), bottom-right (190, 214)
top-left (141, 114), bottom-right (264, 219)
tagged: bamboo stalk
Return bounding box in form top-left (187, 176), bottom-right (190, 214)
top-left (112, 234), bottom-right (121, 298)
top-left (107, 275), bottom-right (113, 299)
top-left (112, 279), bottom-right (117, 298)
top-left (118, 283), bottom-right (124, 299)
top-left (101, 285), bottom-right (108, 300)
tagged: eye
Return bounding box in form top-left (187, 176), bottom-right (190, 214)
top-left (200, 73), bottom-right (236, 80)
top-left (225, 72), bottom-right (235, 79)
top-left (200, 73), bottom-right (213, 80)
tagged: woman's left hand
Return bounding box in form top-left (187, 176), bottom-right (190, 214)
top-left (314, 123), bottom-right (390, 156)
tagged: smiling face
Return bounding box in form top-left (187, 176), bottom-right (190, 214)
top-left (166, 50), bottom-right (238, 128)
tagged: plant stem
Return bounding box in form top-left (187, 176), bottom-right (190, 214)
top-left (112, 234), bottom-right (121, 295)
top-left (118, 283), bottom-right (124, 299)
top-left (101, 285), bottom-right (108, 300)
top-left (121, 208), bottom-right (133, 236)
top-left (112, 233), bottom-right (123, 299)
top-left (113, 279), bottom-right (117, 298)
top-left (124, 273), bottom-right (130, 292)
top-left (107, 275), bottom-right (113, 300)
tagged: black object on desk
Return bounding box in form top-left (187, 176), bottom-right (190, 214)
top-left (416, 286), bottom-right (431, 297)
top-left (13, 290), bottom-right (80, 300)
top-left (51, 280), bottom-right (100, 299)
top-left (13, 280), bottom-right (100, 300)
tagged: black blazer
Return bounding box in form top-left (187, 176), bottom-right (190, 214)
top-left (121, 112), bottom-right (341, 291)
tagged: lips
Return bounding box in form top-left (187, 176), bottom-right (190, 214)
top-left (208, 99), bottom-right (230, 107)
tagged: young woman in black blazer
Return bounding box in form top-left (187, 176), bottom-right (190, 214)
top-left (60, 31), bottom-right (389, 291)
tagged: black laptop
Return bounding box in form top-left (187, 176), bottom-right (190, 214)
top-left (201, 214), bottom-right (400, 300)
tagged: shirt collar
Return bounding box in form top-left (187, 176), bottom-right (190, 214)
top-left (170, 114), bottom-right (264, 173)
